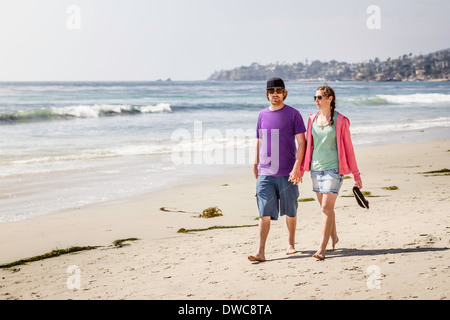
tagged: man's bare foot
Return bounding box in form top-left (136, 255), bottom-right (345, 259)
top-left (248, 253), bottom-right (266, 262)
top-left (286, 245), bottom-right (297, 255)
top-left (327, 236), bottom-right (339, 252)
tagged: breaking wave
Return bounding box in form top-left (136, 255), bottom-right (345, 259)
top-left (346, 93), bottom-right (450, 106)
top-left (0, 103), bottom-right (171, 123)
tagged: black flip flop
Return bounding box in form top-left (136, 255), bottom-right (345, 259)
top-left (353, 186), bottom-right (369, 209)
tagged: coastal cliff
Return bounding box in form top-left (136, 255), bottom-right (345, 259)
top-left (208, 48), bottom-right (449, 82)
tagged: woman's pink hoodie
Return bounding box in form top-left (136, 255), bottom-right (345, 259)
top-left (300, 112), bottom-right (361, 182)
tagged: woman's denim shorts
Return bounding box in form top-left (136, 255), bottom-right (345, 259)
top-left (311, 169), bottom-right (344, 195)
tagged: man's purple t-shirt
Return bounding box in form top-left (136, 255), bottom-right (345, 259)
top-left (256, 104), bottom-right (306, 176)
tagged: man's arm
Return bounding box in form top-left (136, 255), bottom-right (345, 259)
top-left (253, 139), bottom-right (260, 179)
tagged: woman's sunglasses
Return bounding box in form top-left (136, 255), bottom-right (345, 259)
top-left (314, 95), bottom-right (325, 101)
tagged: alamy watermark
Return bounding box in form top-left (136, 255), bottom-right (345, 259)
top-left (170, 121), bottom-right (279, 173)
top-left (170, 121), bottom-right (254, 165)
top-left (66, 265), bottom-right (81, 290)
top-left (67, 5), bottom-right (81, 30)
top-left (366, 265), bottom-right (382, 289)
top-left (366, 5), bottom-right (381, 30)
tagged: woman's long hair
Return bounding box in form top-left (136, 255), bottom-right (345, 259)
top-left (317, 84), bottom-right (336, 126)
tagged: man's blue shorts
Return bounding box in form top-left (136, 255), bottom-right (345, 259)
top-left (256, 175), bottom-right (299, 221)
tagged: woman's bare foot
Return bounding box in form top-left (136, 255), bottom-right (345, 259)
top-left (312, 252), bottom-right (325, 260)
top-left (327, 236), bottom-right (339, 252)
top-left (286, 245), bottom-right (297, 255)
top-left (312, 248), bottom-right (326, 260)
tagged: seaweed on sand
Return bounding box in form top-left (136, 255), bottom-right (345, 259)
top-left (198, 206), bottom-right (223, 218)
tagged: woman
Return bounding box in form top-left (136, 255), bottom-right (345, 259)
top-left (300, 84), bottom-right (362, 260)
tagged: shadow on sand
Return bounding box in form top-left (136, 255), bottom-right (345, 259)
top-left (257, 246), bottom-right (449, 263)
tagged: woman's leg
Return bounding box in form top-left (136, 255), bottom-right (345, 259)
top-left (313, 192), bottom-right (338, 259)
top-left (328, 211), bottom-right (339, 251)
top-left (315, 192), bottom-right (339, 251)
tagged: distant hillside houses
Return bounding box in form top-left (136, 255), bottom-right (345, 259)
top-left (208, 48), bottom-right (449, 81)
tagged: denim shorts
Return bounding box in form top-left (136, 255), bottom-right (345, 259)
top-left (311, 169), bottom-right (344, 195)
top-left (256, 175), bottom-right (299, 221)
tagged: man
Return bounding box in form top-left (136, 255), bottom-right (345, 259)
top-left (248, 77), bottom-right (306, 262)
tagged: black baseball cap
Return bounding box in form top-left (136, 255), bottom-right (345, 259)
top-left (266, 77), bottom-right (285, 90)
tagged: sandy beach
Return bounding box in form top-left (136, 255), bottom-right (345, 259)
top-left (0, 139), bottom-right (449, 300)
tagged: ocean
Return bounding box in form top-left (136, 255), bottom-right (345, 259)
top-left (1, 80), bottom-right (449, 223)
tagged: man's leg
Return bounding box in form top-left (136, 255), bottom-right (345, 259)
top-left (250, 175), bottom-right (276, 262)
top-left (279, 176), bottom-right (299, 255)
top-left (248, 216), bottom-right (270, 262)
top-left (286, 216), bottom-right (297, 255)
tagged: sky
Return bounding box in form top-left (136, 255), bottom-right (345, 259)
top-left (0, 0), bottom-right (449, 81)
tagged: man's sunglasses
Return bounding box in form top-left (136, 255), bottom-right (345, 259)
top-left (267, 88), bottom-right (284, 94)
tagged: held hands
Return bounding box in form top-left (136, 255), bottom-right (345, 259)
top-left (355, 180), bottom-right (363, 189)
top-left (288, 169), bottom-right (302, 185)
top-left (254, 164), bottom-right (303, 185)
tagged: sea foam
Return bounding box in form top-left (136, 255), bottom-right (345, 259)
top-left (0, 103), bottom-right (171, 122)
top-left (376, 93), bottom-right (450, 104)
top-left (346, 93), bottom-right (450, 106)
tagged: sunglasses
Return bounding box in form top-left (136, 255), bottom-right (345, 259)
top-left (267, 88), bottom-right (284, 94)
top-left (314, 95), bottom-right (325, 101)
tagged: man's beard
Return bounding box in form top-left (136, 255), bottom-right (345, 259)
top-left (271, 97), bottom-right (283, 106)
